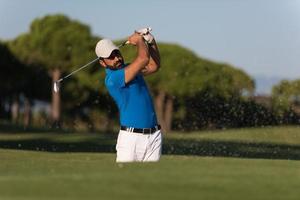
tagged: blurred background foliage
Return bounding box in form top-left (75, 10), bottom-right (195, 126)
top-left (1, 14), bottom-right (299, 133)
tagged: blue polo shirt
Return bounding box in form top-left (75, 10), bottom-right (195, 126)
top-left (105, 66), bottom-right (158, 128)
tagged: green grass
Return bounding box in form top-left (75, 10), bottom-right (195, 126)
top-left (1, 126), bottom-right (300, 200)
top-left (1, 150), bottom-right (300, 200)
top-left (171, 126), bottom-right (300, 145)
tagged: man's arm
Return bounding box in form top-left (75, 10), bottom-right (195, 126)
top-left (124, 33), bottom-right (150, 84)
top-left (142, 38), bottom-right (161, 76)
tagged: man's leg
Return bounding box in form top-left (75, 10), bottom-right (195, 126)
top-left (116, 130), bottom-right (137, 162)
top-left (142, 130), bottom-right (163, 162)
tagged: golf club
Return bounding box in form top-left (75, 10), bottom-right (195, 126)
top-left (53, 40), bottom-right (128, 93)
top-left (53, 27), bottom-right (152, 93)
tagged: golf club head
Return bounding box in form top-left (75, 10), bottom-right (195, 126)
top-left (53, 81), bottom-right (60, 93)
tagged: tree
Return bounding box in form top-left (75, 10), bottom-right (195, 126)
top-left (1, 41), bottom-right (50, 127)
top-left (9, 14), bottom-right (96, 127)
top-left (121, 43), bottom-right (255, 132)
top-left (272, 79), bottom-right (300, 116)
top-left (0, 42), bottom-right (24, 122)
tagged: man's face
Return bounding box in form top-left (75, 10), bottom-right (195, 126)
top-left (100, 50), bottom-right (124, 69)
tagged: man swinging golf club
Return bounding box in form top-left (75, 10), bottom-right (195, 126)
top-left (95, 28), bottom-right (162, 162)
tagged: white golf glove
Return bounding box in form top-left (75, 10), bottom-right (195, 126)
top-left (136, 27), bottom-right (154, 44)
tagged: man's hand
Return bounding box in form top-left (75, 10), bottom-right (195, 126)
top-left (128, 32), bottom-right (144, 46)
top-left (135, 27), bottom-right (154, 44)
top-left (143, 33), bottom-right (154, 44)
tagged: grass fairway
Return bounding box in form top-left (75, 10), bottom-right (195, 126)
top-left (0, 150), bottom-right (300, 200)
top-left (1, 126), bottom-right (300, 200)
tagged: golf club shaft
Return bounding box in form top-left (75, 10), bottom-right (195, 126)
top-left (118, 40), bottom-right (129, 48)
top-left (56, 57), bottom-right (99, 83)
top-left (56, 41), bottom-right (129, 83)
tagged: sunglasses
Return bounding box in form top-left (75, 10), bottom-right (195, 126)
top-left (106, 50), bottom-right (121, 60)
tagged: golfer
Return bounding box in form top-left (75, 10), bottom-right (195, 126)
top-left (95, 30), bottom-right (162, 162)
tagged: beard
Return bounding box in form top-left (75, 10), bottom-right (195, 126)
top-left (107, 61), bottom-right (124, 70)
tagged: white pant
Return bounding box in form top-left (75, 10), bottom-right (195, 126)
top-left (116, 129), bottom-right (162, 163)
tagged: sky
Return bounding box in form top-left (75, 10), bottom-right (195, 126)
top-left (1, 0), bottom-right (300, 82)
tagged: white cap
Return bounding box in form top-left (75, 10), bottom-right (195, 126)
top-left (95, 39), bottom-right (119, 58)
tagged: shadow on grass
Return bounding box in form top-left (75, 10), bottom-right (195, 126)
top-left (0, 133), bottom-right (117, 153)
top-left (0, 133), bottom-right (300, 160)
top-left (163, 139), bottom-right (300, 161)
top-left (0, 123), bottom-right (71, 134)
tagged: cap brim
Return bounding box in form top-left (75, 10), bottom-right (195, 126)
top-left (100, 47), bottom-right (119, 58)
